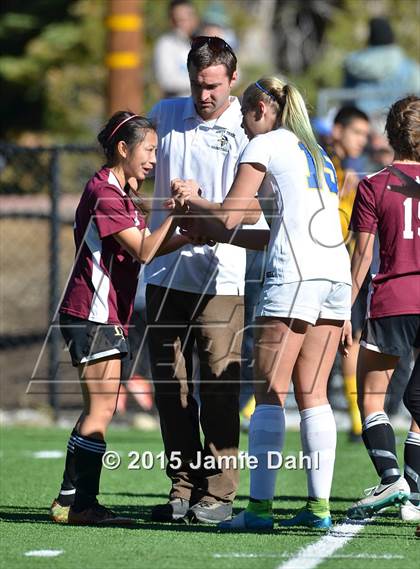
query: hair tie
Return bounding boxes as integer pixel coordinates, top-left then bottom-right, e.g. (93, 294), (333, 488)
(107, 114), (139, 143)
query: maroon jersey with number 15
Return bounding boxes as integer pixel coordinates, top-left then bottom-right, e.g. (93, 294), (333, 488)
(60, 167), (146, 333)
(350, 163), (420, 319)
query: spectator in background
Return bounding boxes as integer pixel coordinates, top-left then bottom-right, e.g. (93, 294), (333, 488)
(365, 115), (394, 172)
(200, 1), (239, 51)
(200, 22), (226, 40)
(153, 0), (199, 98)
(330, 107), (370, 233)
(327, 105), (370, 441)
(344, 17), (420, 114)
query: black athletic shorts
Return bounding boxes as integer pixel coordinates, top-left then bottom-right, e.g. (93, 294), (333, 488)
(351, 275), (370, 335)
(360, 314), (420, 357)
(59, 313), (130, 367)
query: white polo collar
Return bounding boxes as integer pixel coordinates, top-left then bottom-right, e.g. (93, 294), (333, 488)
(182, 96), (241, 128)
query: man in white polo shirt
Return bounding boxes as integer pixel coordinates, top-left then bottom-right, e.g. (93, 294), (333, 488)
(146, 36), (249, 524)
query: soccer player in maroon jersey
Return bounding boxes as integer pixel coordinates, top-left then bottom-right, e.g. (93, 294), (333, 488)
(344, 96), (420, 522)
(50, 112), (190, 525)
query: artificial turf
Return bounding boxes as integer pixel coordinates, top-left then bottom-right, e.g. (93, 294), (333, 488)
(0, 426), (418, 569)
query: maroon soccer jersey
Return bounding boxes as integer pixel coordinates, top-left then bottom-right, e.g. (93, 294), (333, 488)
(350, 163), (420, 318)
(60, 167), (146, 333)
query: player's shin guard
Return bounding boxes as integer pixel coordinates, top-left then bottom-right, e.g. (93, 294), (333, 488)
(248, 404), (285, 502)
(57, 428), (77, 506)
(404, 431), (420, 506)
(362, 412), (400, 484)
(300, 404), (336, 508)
(72, 434), (106, 512)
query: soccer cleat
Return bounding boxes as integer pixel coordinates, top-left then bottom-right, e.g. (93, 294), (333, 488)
(280, 508), (332, 529)
(400, 501), (420, 521)
(151, 498), (190, 522)
(218, 509), (273, 531)
(50, 499), (70, 524)
(347, 477), (410, 520)
(184, 501), (232, 524)
(68, 503), (135, 525)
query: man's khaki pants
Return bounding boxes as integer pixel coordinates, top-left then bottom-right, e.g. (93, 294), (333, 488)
(146, 284), (244, 504)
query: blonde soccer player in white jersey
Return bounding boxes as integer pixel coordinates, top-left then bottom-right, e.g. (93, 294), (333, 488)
(172, 77), (352, 530)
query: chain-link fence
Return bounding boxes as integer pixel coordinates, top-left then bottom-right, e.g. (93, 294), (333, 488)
(0, 143), (102, 413)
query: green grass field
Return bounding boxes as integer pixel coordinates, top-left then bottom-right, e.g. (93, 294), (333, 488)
(0, 426), (418, 569)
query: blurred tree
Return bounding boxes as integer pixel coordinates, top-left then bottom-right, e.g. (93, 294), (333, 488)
(0, 0), (106, 142)
(1, 0), (416, 142)
(0, 0), (250, 143)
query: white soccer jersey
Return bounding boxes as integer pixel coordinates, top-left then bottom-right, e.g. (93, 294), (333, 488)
(240, 128), (351, 285)
(146, 96), (249, 295)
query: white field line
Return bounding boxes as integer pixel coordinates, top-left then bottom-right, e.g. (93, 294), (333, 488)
(214, 553), (402, 560)
(25, 550), (64, 558)
(30, 450), (65, 459)
(276, 519), (372, 569)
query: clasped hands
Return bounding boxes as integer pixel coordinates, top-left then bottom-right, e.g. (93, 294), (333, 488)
(166, 179), (216, 246)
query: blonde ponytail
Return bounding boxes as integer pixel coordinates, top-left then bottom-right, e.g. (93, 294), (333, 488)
(281, 84), (326, 189)
(243, 78), (326, 189)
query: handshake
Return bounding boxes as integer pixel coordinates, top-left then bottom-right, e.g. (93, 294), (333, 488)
(166, 178), (217, 247)
(165, 178), (201, 211)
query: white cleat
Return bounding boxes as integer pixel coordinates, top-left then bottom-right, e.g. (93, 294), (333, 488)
(348, 476), (410, 519)
(400, 501), (420, 522)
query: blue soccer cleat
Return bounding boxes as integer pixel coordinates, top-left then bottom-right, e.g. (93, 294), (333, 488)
(218, 509), (274, 531)
(280, 508), (332, 528)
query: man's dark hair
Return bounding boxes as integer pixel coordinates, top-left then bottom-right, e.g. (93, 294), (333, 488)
(169, 0), (192, 15)
(334, 106), (370, 128)
(187, 37), (237, 80)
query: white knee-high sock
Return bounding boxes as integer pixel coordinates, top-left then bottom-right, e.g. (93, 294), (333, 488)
(300, 404), (336, 500)
(249, 404), (285, 500)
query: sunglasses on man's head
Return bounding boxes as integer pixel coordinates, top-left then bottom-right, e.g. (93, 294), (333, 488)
(190, 35), (236, 59)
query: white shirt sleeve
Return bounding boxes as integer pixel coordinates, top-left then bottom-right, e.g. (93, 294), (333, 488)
(239, 134), (271, 171)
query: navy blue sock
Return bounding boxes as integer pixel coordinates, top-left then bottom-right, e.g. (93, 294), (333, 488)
(57, 428), (77, 506)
